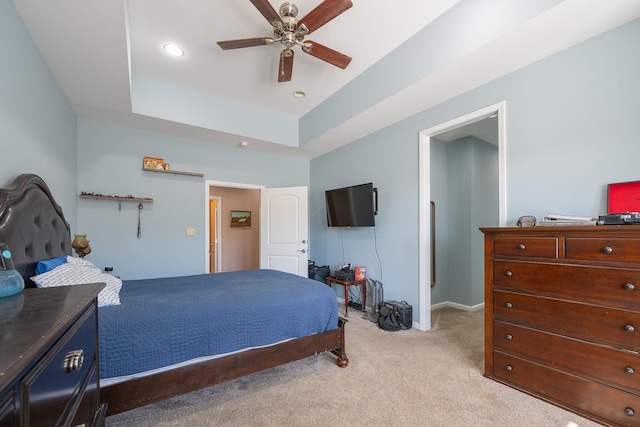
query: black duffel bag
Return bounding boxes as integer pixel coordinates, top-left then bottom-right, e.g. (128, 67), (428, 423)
(378, 303), (402, 331)
(308, 260), (330, 283)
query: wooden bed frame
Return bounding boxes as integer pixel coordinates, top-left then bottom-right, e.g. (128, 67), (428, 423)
(0, 173), (348, 415)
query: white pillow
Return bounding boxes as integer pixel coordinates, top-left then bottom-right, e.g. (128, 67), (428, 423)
(66, 255), (97, 267)
(32, 262), (122, 307)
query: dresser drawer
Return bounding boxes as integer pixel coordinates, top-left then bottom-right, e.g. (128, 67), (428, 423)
(494, 321), (640, 391)
(493, 351), (640, 427)
(566, 238), (640, 263)
(21, 304), (97, 427)
(493, 260), (640, 308)
(494, 290), (640, 350)
(493, 236), (558, 258)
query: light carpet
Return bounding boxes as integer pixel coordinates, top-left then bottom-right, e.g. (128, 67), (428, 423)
(105, 307), (602, 427)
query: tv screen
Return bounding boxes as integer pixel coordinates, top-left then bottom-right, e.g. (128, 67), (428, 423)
(325, 183), (376, 227)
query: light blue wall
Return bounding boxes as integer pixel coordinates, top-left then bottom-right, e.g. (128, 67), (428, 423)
(300, 0), (563, 144)
(76, 120), (309, 280)
(310, 19), (640, 319)
(0, 0), (77, 227)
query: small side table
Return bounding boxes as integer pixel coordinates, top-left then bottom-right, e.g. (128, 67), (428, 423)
(326, 276), (367, 317)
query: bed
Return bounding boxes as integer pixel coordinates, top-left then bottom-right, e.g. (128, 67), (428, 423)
(0, 173), (348, 415)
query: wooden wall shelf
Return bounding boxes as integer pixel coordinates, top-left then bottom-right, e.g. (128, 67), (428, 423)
(80, 194), (154, 203)
(142, 167), (203, 177)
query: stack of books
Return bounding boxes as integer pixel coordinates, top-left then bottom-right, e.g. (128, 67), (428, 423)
(537, 213), (598, 226)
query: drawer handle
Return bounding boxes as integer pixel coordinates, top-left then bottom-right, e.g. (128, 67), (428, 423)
(505, 271), (513, 277)
(625, 366), (635, 375)
(518, 244), (526, 250)
(505, 302), (513, 308)
(505, 365), (513, 372)
(624, 407), (635, 417)
(624, 283), (636, 291)
(603, 246), (613, 254)
(505, 334), (513, 340)
(624, 324), (635, 333)
(64, 349), (84, 373)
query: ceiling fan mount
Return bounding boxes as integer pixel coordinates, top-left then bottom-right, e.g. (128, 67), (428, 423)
(217, 0), (353, 82)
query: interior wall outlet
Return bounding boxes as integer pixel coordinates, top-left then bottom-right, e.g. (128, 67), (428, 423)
(186, 227), (196, 236)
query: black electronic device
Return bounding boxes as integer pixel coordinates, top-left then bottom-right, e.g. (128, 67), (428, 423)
(332, 270), (355, 281)
(599, 213), (640, 225)
(325, 183), (378, 227)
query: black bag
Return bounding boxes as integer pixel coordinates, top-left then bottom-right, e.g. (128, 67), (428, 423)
(384, 300), (412, 329)
(308, 261), (330, 283)
(377, 304), (402, 331)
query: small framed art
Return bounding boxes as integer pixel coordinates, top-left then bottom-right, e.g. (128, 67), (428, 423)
(231, 210), (251, 228)
(143, 157), (165, 170)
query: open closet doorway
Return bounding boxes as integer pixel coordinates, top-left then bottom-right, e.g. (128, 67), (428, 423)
(418, 102), (506, 331)
(203, 181), (309, 276)
(205, 181), (262, 273)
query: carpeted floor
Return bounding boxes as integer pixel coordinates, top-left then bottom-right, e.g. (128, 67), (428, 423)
(105, 307), (602, 427)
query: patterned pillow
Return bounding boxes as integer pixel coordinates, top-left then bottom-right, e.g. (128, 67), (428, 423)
(31, 262), (122, 307)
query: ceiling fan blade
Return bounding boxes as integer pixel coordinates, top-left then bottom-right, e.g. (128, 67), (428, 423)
(217, 37), (272, 50)
(250, 0), (283, 26)
(278, 50), (294, 82)
(303, 41), (351, 69)
(299, 0), (353, 34)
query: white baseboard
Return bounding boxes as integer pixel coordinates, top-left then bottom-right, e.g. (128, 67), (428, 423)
(431, 301), (484, 312)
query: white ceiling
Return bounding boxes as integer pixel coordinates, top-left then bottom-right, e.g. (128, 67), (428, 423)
(12, 0), (640, 159)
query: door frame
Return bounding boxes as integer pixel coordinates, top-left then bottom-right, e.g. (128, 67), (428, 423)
(203, 180), (264, 273)
(209, 196), (221, 273)
(418, 101), (507, 331)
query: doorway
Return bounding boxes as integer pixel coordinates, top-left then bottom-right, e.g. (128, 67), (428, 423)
(418, 101), (506, 331)
(203, 181), (310, 276)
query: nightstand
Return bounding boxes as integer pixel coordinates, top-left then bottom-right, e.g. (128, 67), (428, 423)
(0, 283), (106, 427)
(326, 276), (367, 317)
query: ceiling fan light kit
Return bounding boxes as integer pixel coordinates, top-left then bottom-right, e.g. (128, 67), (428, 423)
(217, 0), (353, 82)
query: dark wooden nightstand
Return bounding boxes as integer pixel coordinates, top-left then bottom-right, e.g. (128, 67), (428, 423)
(326, 276), (367, 317)
(0, 283), (106, 427)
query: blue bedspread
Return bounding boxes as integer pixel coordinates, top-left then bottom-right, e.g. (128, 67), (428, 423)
(98, 269), (338, 380)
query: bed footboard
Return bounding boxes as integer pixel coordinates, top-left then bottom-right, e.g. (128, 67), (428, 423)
(102, 318), (348, 415)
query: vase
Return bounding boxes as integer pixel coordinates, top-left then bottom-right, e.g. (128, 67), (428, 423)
(0, 243), (24, 298)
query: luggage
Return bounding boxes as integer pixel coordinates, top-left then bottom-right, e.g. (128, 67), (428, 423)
(381, 300), (413, 329)
(308, 260), (330, 283)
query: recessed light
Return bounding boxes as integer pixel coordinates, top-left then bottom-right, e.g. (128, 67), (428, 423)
(239, 141), (249, 147)
(293, 91), (306, 98)
(163, 44), (184, 57)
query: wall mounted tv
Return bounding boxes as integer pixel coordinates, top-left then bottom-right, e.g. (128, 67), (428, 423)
(325, 183), (378, 227)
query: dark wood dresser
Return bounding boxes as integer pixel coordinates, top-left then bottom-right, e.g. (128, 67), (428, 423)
(481, 226), (640, 427)
(0, 283), (106, 427)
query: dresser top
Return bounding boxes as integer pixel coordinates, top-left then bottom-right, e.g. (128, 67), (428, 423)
(0, 283), (104, 390)
(481, 225), (640, 235)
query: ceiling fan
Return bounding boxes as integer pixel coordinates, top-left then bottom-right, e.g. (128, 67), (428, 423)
(217, 0), (353, 82)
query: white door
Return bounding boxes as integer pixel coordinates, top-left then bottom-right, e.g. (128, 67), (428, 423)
(260, 186), (308, 276)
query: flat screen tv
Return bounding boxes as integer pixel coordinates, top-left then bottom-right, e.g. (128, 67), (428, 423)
(325, 183), (377, 227)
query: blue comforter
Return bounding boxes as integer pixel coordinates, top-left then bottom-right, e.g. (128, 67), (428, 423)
(98, 269), (338, 380)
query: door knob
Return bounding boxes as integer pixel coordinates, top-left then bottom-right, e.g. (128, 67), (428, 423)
(298, 249), (307, 253)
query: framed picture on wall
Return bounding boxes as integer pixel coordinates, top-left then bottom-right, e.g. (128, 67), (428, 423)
(231, 210), (251, 228)
(143, 156), (165, 170)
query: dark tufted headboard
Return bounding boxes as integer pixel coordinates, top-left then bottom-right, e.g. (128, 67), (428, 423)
(0, 174), (71, 287)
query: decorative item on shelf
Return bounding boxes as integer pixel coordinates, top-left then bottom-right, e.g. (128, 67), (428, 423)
(231, 210), (251, 228)
(0, 242), (25, 298)
(143, 156), (165, 170)
(72, 234), (92, 258)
